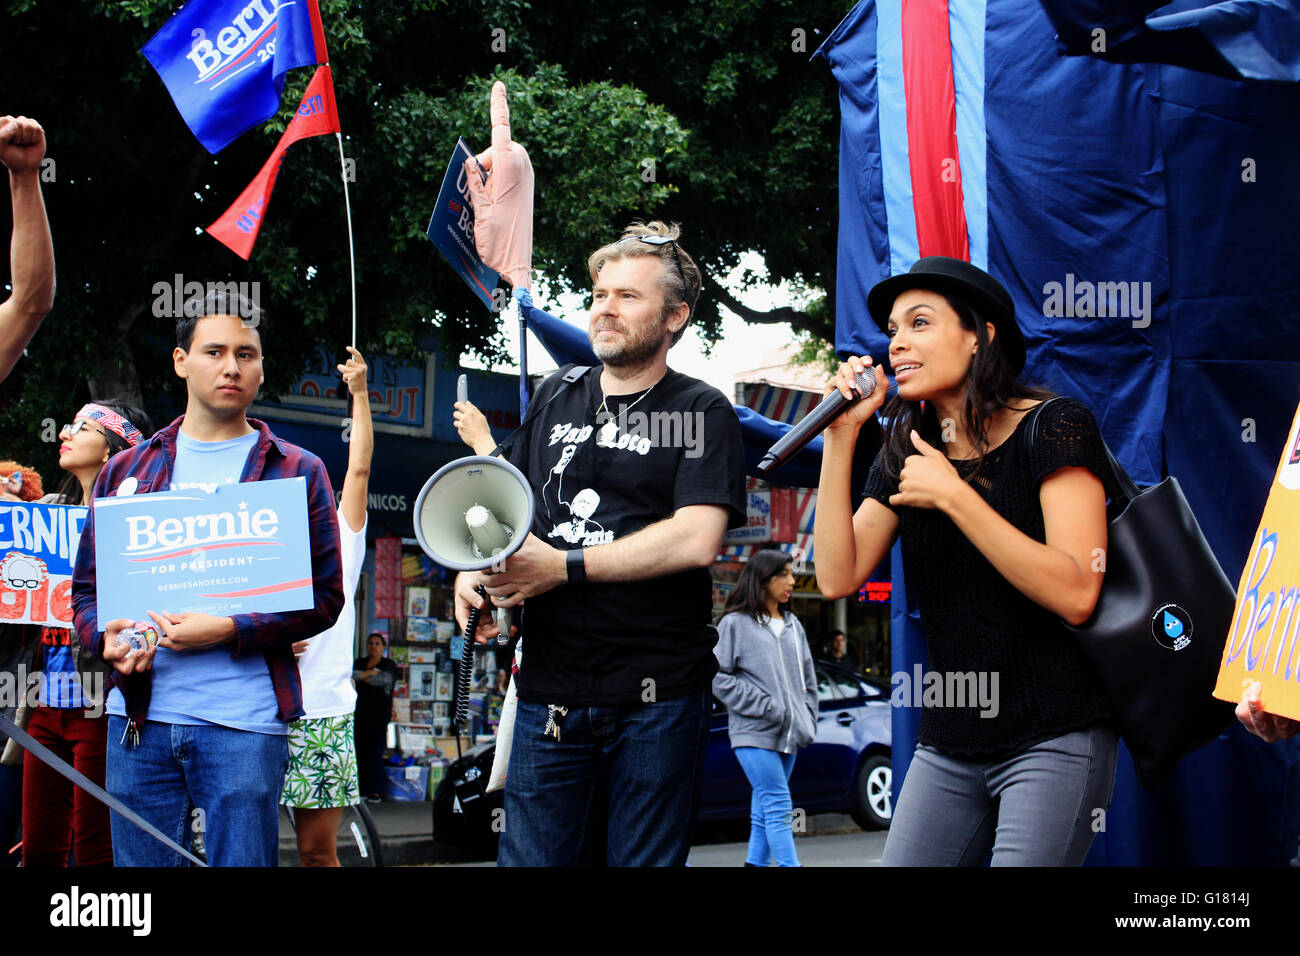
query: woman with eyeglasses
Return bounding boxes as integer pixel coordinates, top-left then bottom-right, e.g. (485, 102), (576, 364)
(9, 400), (152, 865)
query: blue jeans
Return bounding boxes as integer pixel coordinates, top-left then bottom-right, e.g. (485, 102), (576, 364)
(882, 725), (1118, 866)
(734, 747), (799, 867)
(106, 717), (288, 867)
(498, 689), (711, 867)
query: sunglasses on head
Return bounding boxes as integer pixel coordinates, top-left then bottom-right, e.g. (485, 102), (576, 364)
(625, 235), (697, 316)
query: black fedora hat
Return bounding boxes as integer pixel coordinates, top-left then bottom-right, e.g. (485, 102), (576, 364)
(866, 256), (1025, 373)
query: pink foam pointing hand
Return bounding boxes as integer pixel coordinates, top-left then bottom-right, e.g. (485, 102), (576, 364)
(464, 81), (534, 291)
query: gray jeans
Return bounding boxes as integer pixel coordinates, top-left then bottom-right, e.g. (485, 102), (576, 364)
(881, 725), (1118, 866)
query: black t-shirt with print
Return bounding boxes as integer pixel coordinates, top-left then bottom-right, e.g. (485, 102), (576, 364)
(501, 364), (746, 706)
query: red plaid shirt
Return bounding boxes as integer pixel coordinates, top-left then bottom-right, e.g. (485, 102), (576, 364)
(72, 416), (344, 726)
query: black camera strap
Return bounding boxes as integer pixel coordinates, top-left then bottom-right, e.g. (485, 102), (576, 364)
(488, 364), (591, 459)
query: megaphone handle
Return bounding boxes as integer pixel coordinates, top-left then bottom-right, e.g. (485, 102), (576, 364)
(455, 586), (486, 726)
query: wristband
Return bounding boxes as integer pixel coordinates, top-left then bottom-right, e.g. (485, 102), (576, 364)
(566, 548), (586, 586)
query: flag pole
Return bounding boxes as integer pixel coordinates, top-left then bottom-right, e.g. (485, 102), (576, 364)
(517, 292), (530, 417)
(335, 131), (357, 347)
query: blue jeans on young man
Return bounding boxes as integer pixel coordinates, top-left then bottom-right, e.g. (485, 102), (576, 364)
(734, 747), (799, 867)
(105, 716), (288, 866)
(498, 689), (711, 867)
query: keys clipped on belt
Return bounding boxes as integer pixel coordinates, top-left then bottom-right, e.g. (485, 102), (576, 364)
(543, 705), (569, 741)
(111, 624), (156, 750)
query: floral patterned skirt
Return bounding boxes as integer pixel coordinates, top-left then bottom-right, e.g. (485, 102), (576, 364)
(281, 714), (360, 809)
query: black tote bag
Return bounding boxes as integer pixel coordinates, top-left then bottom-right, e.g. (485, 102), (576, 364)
(1027, 400), (1236, 791)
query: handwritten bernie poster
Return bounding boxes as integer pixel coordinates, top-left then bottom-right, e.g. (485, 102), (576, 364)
(1215, 401), (1300, 719)
(0, 502), (89, 627)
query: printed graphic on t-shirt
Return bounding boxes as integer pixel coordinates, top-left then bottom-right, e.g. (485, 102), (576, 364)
(542, 422), (611, 547)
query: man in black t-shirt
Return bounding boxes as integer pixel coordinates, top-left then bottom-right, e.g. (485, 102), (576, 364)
(454, 222), (746, 867)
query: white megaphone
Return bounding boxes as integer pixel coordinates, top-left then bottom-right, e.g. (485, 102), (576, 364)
(412, 455), (534, 730)
(412, 455), (535, 572)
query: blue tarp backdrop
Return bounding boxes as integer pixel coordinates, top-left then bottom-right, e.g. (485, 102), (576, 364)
(817, 0), (1300, 865)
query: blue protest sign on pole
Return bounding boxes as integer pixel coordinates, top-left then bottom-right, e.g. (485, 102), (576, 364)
(92, 477), (313, 621)
(426, 138), (500, 312)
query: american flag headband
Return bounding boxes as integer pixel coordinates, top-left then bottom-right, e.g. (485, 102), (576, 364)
(75, 404), (144, 447)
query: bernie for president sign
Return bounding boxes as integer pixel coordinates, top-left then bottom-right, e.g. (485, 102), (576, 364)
(93, 477), (313, 621)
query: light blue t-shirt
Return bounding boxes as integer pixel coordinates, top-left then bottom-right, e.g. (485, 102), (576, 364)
(107, 429), (286, 734)
(169, 429), (257, 493)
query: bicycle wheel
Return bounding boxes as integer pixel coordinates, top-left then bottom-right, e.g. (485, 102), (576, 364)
(339, 802), (383, 867)
(283, 803), (383, 867)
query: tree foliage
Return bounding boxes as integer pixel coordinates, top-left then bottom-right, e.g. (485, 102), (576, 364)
(0, 0), (852, 477)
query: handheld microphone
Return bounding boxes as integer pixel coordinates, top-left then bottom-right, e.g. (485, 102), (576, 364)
(756, 367), (881, 474)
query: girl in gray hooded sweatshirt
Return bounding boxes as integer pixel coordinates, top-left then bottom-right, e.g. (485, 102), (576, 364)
(713, 549), (818, 867)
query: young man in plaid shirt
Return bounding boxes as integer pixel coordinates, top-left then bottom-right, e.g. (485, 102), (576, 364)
(72, 291), (344, 866)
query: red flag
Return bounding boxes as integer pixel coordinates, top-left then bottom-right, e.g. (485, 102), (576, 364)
(206, 64), (340, 259)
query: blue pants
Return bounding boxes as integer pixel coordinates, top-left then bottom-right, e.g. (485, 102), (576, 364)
(498, 689), (710, 867)
(106, 717), (288, 867)
(881, 725), (1117, 866)
(734, 747), (800, 867)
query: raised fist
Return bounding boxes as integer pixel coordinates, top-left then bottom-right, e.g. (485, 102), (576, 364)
(0, 116), (47, 175)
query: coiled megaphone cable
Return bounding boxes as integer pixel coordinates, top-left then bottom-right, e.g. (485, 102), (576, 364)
(456, 587), (486, 728)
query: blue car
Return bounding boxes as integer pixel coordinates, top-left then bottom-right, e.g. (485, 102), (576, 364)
(431, 660), (892, 861)
(699, 659), (892, 830)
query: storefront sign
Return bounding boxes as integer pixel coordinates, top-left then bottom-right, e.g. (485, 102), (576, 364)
(276, 348), (430, 432)
(859, 581), (892, 603)
(725, 491), (772, 545)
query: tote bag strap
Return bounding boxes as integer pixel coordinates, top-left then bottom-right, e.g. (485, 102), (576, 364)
(1023, 397), (1140, 505)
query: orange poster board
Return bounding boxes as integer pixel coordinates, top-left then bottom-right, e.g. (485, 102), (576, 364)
(1214, 401), (1300, 719)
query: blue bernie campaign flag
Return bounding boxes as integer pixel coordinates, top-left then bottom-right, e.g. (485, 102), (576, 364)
(141, 0), (330, 153)
(92, 477), (313, 621)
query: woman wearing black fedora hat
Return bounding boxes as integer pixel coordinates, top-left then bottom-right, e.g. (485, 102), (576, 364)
(814, 256), (1117, 866)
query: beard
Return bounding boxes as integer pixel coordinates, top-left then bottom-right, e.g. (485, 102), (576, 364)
(589, 315), (670, 369)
